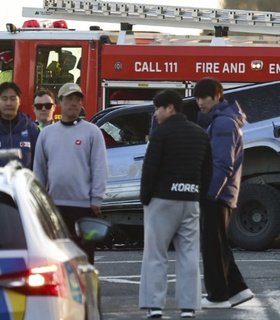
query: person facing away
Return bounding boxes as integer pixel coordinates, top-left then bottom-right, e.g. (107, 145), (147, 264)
(139, 89), (213, 319)
(0, 82), (40, 169)
(33, 89), (56, 130)
(33, 82), (108, 264)
(0, 51), (13, 84)
(194, 77), (254, 309)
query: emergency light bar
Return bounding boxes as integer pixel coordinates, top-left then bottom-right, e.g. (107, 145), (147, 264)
(22, 19), (68, 29)
(6, 19), (68, 33)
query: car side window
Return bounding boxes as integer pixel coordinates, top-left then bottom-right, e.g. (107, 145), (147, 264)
(0, 192), (27, 250)
(100, 111), (152, 146)
(28, 180), (70, 240)
(225, 83), (280, 123)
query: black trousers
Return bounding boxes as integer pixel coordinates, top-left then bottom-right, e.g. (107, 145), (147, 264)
(57, 206), (96, 264)
(201, 199), (248, 301)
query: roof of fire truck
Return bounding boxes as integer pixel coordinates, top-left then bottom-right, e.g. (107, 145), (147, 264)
(3, 1), (280, 46)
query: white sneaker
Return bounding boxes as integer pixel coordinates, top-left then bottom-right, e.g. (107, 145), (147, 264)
(201, 297), (231, 308)
(147, 308), (162, 318)
(181, 309), (195, 318)
(229, 289), (254, 307)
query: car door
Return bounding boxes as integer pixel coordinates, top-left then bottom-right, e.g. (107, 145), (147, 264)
(0, 191), (29, 320)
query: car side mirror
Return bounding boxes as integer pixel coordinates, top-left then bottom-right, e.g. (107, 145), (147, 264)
(75, 217), (113, 243)
(272, 121), (280, 138)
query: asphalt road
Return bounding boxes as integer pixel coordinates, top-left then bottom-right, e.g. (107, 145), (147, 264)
(95, 248), (280, 320)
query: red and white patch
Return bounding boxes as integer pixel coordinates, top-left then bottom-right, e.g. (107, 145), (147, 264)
(75, 140), (82, 145)
(19, 141), (31, 148)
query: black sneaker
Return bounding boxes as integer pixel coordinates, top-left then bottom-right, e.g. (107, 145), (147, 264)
(147, 308), (162, 318)
(181, 309), (195, 318)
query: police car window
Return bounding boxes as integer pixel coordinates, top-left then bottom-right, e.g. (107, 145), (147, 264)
(29, 180), (70, 240)
(225, 83), (280, 123)
(0, 192), (27, 250)
(100, 111), (151, 146)
(35, 46), (82, 97)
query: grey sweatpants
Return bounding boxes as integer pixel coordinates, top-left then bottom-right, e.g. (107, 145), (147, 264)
(139, 198), (201, 310)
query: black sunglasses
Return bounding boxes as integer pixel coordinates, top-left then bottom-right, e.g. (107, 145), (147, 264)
(34, 103), (54, 110)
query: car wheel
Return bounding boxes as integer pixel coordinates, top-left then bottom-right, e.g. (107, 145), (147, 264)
(228, 183), (280, 251)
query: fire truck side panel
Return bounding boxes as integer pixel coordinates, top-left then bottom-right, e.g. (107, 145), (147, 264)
(85, 40), (102, 114)
(13, 40), (35, 115)
(1, 38), (101, 119)
(101, 45), (280, 82)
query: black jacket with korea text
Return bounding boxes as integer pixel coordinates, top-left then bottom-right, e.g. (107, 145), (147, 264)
(140, 113), (212, 206)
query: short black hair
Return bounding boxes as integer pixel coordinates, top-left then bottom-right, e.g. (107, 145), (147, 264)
(33, 89), (56, 103)
(153, 89), (183, 112)
(193, 77), (224, 102)
(0, 82), (22, 97)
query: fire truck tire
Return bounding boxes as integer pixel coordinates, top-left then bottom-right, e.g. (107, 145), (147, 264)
(228, 183), (280, 251)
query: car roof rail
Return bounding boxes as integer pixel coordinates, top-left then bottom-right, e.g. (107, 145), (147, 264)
(0, 148), (22, 160)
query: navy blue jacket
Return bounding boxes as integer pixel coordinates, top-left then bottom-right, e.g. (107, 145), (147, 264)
(0, 112), (40, 169)
(197, 100), (246, 208)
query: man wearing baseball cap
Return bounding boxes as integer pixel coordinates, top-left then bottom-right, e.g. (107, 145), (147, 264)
(34, 82), (108, 264)
(58, 82), (84, 99)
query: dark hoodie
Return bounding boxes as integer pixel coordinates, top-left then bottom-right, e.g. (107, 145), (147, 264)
(197, 99), (247, 208)
(0, 112), (40, 169)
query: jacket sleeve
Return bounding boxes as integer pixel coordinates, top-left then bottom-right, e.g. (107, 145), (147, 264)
(33, 132), (48, 188)
(140, 131), (164, 206)
(29, 122), (40, 170)
(89, 126), (108, 207)
(207, 117), (237, 201)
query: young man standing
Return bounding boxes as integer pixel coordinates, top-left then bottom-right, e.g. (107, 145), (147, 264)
(33, 82), (108, 263)
(139, 89), (212, 318)
(0, 81), (40, 169)
(194, 77), (254, 308)
(33, 89), (56, 129)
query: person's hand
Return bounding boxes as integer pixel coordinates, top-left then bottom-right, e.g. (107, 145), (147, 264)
(91, 205), (101, 216)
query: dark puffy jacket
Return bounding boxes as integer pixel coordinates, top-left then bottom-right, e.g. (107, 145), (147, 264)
(0, 112), (40, 169)
(197, 99), (247, 208)
(140, 113), (213, 206)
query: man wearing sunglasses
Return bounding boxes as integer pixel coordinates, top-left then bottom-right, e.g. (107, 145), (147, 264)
(33, 89), (56, 130)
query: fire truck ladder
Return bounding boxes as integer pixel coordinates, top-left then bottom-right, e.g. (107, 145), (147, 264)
(22, 0), (280, 36)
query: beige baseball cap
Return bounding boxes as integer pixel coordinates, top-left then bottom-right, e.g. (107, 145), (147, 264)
(58, 83), (84, 98)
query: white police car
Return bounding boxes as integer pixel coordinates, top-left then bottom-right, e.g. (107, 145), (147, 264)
(0, 149), (111, 320)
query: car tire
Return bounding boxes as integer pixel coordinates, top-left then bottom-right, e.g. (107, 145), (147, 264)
(228, 183), (280, 251)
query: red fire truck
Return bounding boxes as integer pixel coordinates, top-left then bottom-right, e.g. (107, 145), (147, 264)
(1, 1), (280, 119)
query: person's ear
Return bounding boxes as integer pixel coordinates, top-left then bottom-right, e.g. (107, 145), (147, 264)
(215, 93), (221, 101)
(168, 104), (175, 113)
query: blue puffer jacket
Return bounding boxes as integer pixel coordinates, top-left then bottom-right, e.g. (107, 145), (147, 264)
(0, 112), (40, 169)
(197, 99), (247, 209)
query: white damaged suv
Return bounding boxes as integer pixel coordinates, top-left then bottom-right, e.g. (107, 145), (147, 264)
(91, 81), (280, 251)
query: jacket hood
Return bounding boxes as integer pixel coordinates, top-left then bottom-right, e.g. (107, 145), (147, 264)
(197, 99), (247, 129)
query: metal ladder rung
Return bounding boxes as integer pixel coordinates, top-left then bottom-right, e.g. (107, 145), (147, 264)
(24, 0), (280, 35)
